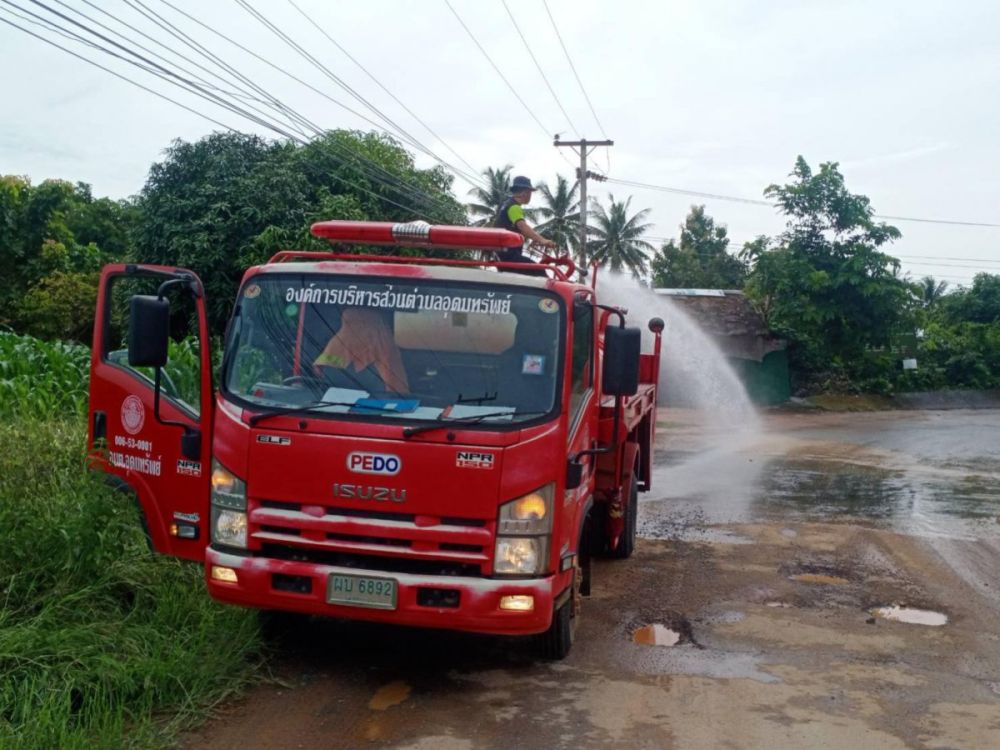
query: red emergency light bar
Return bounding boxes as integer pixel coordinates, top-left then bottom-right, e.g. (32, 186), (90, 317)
(310, 220), (523, 250)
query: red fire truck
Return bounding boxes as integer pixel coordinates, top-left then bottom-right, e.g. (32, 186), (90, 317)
(88, 221), (663, 658)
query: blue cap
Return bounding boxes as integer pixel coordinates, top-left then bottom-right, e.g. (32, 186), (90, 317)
(510, 175), (536, 192)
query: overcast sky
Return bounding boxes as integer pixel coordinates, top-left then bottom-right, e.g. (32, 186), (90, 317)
(2, 0), (998, 285)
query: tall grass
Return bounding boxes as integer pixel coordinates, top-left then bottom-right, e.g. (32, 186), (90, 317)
(0, 335), (263, 748)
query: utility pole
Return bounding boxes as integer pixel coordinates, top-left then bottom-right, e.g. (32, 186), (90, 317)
(554, 137), (613, 257)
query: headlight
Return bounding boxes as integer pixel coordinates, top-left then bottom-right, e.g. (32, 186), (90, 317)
(211, 459), (247, 548)
(211, 507), (248, 548)
(494, 484), (554, 576)
(211, 459), (246, 510)
(498, 483), (554, 535)
(494, 537), (548, 576)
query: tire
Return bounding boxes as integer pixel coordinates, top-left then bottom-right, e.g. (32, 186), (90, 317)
(537, 524), (586, 660)
(537, 596), (574, 660)
(610, 478), (638, 560)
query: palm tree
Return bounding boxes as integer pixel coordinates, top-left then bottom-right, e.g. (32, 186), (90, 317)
(586, 195), (655, 277)
(535, 175), (581, 260)
(467, 166), (512, 226)
(918, 275), (948, 308)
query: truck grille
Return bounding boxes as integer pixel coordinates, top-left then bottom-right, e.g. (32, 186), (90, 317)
(250, 500), (492, 576)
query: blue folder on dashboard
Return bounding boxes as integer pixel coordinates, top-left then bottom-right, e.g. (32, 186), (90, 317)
(351, 398), (420, 414)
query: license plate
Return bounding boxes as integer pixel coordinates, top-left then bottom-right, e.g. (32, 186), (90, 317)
(326, 573), (397, 610)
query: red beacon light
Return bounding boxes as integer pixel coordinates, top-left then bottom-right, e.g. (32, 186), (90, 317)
(309, 220), (523, 250)
(267, 220), (578, 280)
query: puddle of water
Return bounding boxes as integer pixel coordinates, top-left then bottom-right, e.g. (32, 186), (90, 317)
(790, 573), (850, 586)
(368, 680), (411, 710)
(633, 624), (681, 647)
(872, 605), (948, 627)
(765, 601), (792, 608)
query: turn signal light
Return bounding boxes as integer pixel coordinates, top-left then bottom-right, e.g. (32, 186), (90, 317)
(211, 566), (238, 583)
(499, 595), (535, 612)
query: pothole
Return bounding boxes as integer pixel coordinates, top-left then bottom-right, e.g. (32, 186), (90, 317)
(633, 623), (681, 647)
(871, 605), (948, 627)
(790, 573), (850, 586)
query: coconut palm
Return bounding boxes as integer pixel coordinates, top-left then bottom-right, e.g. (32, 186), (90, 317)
(466, 166), (513, 227)
(467, 165), (545, 227)
(918, 275), (949, 308)
(586, 195), (655, 277)
(535, 175), (582, 260)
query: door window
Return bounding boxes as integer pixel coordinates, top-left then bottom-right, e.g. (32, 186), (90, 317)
(103, 275), (202, 417)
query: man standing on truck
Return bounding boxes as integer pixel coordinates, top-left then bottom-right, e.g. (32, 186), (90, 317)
(493, 175), (557, 265)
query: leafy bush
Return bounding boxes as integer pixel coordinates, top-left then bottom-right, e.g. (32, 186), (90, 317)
(15, 271), (100, 343)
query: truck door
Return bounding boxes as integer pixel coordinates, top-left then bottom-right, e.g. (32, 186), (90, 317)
(88, 264), (213, 560)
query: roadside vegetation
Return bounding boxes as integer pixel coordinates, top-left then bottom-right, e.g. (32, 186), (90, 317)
(0, 334), (261, 749)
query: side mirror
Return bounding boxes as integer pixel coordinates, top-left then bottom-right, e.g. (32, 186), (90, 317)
(128, 295), (170, 368)
(566, 458), (584, 491)
(603, 326), (641, 396)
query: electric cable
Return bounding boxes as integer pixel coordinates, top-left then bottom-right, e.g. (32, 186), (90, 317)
(541, 0), (610, 172)
(1, 9), (454, 222)
(284, 0), (482, 179)
(609, 177), (1000, 228)
(235, 0), (486, 190)
(151, 0), (476, 215)
(501, 0), (579, 138)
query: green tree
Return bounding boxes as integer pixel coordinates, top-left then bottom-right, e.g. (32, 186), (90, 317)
(742, 157), (911, 384)
(586, 195), (654, 277)
(649, 205), (747, 288)
(467, 165), (513, 226)
(0, 175), (136, 339)
(916, 275), (949, 308)
(937, 273), (1000, 324)
(535, 175), (581, 260)
(135, 130), (465, 332)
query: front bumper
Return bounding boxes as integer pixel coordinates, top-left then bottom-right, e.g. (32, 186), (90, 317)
(205, 547), (562, 635)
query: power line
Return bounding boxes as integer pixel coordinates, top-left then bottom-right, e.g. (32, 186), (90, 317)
(443, 0), (551, 140)
(125, 0), (322, 137)
(12, 0), (307, 142)
(1, 8), (453, 222)
(52, 0), (314, 138)
(541, 0), (609, 172)
(284, 0), (482, 179)
(235, 0), (485, 189)
(151, 0), (472, 215)
(501, 0), (578, 137)
(0, 9), (237, 130)
(608, 176), (1000, 228)
(135, 0), (467, 219)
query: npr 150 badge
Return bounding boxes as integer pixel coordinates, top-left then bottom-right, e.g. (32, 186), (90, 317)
(347, 451), (401, 475)
(456, 451), (495, 469)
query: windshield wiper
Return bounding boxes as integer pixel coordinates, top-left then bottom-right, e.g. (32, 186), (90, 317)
(248, 400), (395, 427)
(402, 410), (548, 438)
(456, 391), (497, 405)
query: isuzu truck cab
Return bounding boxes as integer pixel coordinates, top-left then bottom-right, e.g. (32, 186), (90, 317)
(88, 220), (662, 658)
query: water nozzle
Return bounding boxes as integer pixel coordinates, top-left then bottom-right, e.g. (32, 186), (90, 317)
(648, 317), (665, 334)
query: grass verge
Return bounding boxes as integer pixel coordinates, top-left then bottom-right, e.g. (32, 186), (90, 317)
(0, 418), (263, 749)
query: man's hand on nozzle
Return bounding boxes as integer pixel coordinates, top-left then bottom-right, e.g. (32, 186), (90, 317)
(535, 238), (557, 249)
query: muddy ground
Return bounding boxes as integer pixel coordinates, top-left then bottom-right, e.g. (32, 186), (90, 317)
(186, 409), (1000, 749)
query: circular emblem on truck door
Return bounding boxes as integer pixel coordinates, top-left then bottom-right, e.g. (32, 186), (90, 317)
(121, 395), (145, 435)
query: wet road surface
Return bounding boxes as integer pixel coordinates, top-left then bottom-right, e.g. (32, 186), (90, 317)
(187, 409), (1000, 749)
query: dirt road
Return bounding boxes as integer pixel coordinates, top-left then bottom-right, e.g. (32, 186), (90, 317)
(186, 409), (1000, 749)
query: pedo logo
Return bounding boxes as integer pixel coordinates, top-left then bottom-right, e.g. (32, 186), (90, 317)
(121, 395), (145, 435)
(347, 451), (401, 476)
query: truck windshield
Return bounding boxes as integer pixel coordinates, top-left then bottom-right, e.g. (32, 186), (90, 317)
(223, 274), (563, 426)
